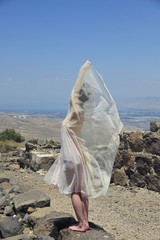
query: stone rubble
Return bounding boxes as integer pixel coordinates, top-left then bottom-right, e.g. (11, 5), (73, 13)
(0, 120), (160, 239)
(1, 121), (159, 193)
(112, 120), (160, 192)
(0, 162), (113, 239)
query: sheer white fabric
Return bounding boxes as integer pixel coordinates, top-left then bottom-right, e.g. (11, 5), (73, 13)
(44, 61), (123, 198)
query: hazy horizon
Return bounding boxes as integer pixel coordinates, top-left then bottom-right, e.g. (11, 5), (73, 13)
(0, 96), (160, 113)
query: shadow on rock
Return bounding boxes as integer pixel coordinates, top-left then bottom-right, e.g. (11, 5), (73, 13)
(33, 215), (115, 240)
(60, 220), (115, 240)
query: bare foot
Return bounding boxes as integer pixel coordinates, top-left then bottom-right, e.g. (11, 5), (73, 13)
(69, 224), (90, 232)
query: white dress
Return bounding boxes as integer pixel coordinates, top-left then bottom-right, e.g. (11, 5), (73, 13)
(44, 61), (123, 198)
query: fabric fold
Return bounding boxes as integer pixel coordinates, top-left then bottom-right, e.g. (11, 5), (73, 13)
(44, 60), (123, 198)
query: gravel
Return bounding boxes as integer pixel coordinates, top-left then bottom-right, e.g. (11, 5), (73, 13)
(5, 169), (160, 240)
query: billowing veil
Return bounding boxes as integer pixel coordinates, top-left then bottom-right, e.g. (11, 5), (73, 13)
(44, 61), (123, 198)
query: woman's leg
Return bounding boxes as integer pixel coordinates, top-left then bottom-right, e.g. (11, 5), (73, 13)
(69, 192), (89, 232)
(82, 196), (89, 222)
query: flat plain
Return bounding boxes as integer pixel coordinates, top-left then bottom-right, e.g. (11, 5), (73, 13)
(0, 112), (62, 141)
(0, 111), (143, 143)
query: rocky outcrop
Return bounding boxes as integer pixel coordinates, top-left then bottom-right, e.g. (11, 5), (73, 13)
(32, 212), (114, 240)
(17, 139), (60, 172)
(112, 120), (160, 192)
(60, 224), (115, 240)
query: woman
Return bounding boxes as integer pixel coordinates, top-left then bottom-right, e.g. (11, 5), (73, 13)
(44, 60), (123, 232)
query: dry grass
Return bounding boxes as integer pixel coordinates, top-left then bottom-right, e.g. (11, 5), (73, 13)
(0, 140), (25, 148)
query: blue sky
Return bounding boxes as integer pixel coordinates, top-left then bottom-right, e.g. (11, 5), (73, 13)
(0, 0), (160, 110)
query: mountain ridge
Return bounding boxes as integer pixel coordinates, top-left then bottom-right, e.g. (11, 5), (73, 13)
(116, 96), (160, 110)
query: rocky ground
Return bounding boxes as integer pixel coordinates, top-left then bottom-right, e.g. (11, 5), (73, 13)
(4, 168), (160, 240)
(0, 114), (160, 239)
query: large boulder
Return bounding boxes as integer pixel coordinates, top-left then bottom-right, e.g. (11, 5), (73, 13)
(13, 190), (50, 215)
(61, 222), (115, 240)
(32, 211), (115, 240)
(33, 212), (75, 239)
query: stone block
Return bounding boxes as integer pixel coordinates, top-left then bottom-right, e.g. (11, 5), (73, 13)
(28, 207), (53, 225)
(29, 209), (73, 227)
(13, 190), (50, 215)
(30, 151), (58, 171)
(0, 216), (23, 238)
(25, 142), (37, 151)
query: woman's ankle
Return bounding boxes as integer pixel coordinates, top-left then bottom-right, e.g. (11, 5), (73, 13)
(79, 221), (89, 227)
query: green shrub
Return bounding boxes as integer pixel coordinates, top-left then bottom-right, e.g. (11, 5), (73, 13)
(0, 128), (25, 143)
(0, 144), (17, 153)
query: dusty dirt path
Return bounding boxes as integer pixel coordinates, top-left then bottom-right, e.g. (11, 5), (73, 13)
(5, 168), (160, 240)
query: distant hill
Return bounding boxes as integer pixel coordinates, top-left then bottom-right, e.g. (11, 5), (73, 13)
(117, 97), (160, 110)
